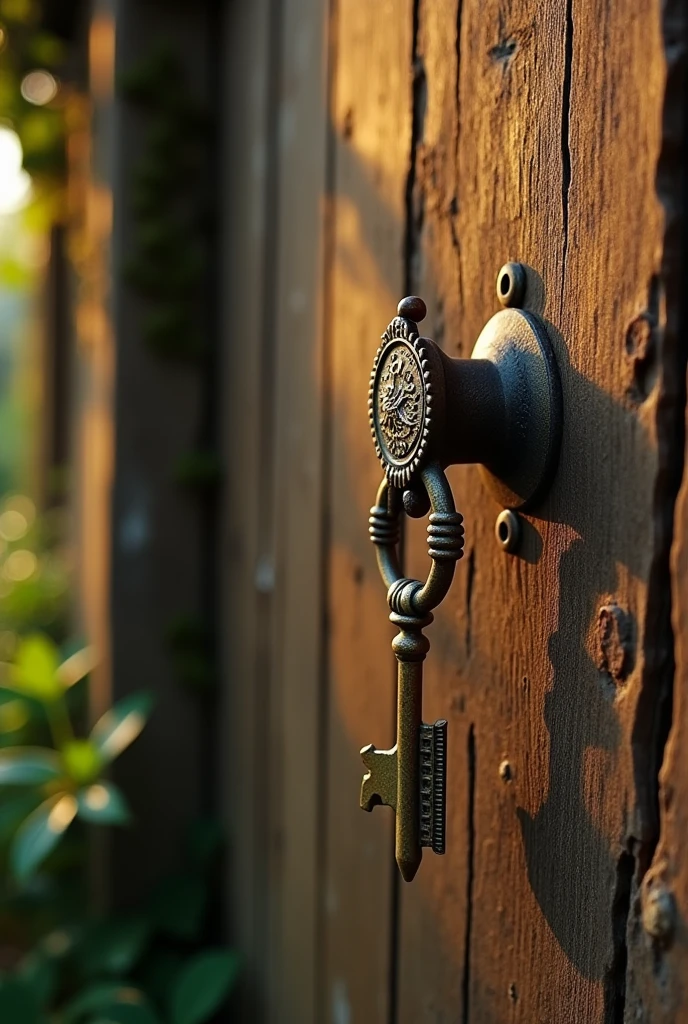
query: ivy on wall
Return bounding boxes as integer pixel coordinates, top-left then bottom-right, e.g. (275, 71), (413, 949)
(117, 45), (208, 362)
(118, 45), (219, 694)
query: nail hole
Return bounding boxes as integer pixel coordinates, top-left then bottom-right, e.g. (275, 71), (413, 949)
(495, 509), (522, 553)
(500, 272), (510, 295)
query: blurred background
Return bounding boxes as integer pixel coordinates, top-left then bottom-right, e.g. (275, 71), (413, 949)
(0, 1), (238, 1020)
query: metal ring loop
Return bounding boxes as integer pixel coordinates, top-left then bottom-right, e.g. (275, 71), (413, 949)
(368, 464), (464, 617)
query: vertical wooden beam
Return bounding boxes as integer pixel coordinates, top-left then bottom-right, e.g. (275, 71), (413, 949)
(218, 0), (275, 1016)
(267, 0), (331, 1019)
(108, 0), (210, 903)
(625, 0), (688, 1016)
(321, 3), (413, 1021)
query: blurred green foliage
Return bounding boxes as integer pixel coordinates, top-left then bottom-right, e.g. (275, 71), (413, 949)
(0, 503), (237, 1020)
(0, 633), (239, 1022)
(0, 0), (68, 184)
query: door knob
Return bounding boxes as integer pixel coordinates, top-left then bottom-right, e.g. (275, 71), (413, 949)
(360, 263), (563, 880)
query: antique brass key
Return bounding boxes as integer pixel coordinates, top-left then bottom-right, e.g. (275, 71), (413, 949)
(361, 470), (461, 882)
(361, 272), (563, 880)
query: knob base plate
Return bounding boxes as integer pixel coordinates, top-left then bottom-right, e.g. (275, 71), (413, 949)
(471, 307), (563, 510)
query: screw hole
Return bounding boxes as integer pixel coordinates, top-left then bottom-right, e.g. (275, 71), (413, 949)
(496, 262), (526, 307)
(495, 510), (521, 553)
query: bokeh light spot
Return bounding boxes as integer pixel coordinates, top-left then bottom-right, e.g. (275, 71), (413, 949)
(47, 794), (77, 834)
(4, 549), (37, 581)
(84, 784), (109, 811)
(0, 127), (31, 214)
(20, 69), (58, 106)
(0, 509), (28, 541)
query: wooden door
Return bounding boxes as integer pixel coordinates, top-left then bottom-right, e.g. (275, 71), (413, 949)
(220, 0), (688, 1021)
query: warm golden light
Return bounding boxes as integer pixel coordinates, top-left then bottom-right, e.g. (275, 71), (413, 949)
(4, 495), (35, 525)
(0, 128), (31, 214)
(0, 699), (29, 732)
(58, 645), (98, 688)
(83, 784), (109, 811)
(20, 70), (58, 106)
(99, 713), (145, 760)
(3, 549), (37, 581)
(0, 509), (28, 541)
(47, 794), (78, 834)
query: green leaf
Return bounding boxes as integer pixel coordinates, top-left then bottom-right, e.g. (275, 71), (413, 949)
(57, 645), (98, 688)
(138, 949), (184, 1011)
(149, 874), (206, 940)
(8, 634), (61, 701)
(0, 696), (31, 732)
(0, 977), (43, 1024)
(0, 791), (43, 840)
(92, 1002), (161, 1024)
(76, 918), (151, 979)
(0, 0), (36, 24)
(10, 792), (77, 880)
(90, 692), (154, 763)
(0, 747), (62, 785)
(77, 782), (131, 825)
(61, 983), (147, 1023)
(62, 739), (103, 785)
(18, 950), (58, 1008)
(169, 949), (240, 1024)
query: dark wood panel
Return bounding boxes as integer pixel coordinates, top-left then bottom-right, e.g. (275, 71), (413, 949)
(219, 0), (274, 1016)
(109, 0), (210, 906)
(397, 0), (685, 1019)
(321, 3), (413, 1021)
(267, 0), (330, 1017)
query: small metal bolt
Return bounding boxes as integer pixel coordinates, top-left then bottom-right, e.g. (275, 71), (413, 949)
(496, 262), (527, 308)
(403, 485), (431, 519)
(499, 760), (512, 782)
(397, 295), (427, 323)
(642, 883), (676, 943)
(495, 509), (521, 553)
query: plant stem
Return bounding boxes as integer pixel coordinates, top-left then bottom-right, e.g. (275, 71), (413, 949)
(46, 695), (74, 749)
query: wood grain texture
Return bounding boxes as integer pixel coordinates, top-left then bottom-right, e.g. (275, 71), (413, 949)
(221, 1), (330, 1018)
(219, 0), (274, 1017)
(109, 0), (210, 905)
(321, 3), (413, 1021)
(267, 0), (330, 1018)
(625, 0), (688, 1016)
(219, 0), (686, 1018)
(396, 0), (684, 1020)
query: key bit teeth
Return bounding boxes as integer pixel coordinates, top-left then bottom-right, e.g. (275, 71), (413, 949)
(359, 743), (397, 812)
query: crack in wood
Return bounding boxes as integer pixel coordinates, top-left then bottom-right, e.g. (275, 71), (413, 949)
(465, 548), (475, 659)
(559, 0), (573, 317)
(461, 724), (476, 1024)
(625, 0), (688, 1008)
(606, 848), (635, 1022)
(404, 0), (426, 298)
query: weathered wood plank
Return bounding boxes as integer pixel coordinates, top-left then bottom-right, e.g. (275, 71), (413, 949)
(266, 0), (330, 1018)
(219, 0), (274, 1016)
(399, 0), (568, 1018)
(397, 0), (682, 1019)
(395, 4), (471, 1019)
(321, 4), (413, 1020)
(109, 0), (210, 905)
(625, 0), (688, 1015)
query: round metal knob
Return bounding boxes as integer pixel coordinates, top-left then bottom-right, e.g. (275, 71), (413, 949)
(369, 281), (563, 510)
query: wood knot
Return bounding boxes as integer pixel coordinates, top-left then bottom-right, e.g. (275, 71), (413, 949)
(596, 602), (634, 685)
(625, 311), (657, 401)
